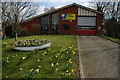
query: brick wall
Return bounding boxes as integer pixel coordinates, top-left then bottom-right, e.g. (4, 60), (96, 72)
(21, 18), (40, 35)
(58, 6), (78, 34)
(21, 5), (103, 35)
(96, 13), (103, 35)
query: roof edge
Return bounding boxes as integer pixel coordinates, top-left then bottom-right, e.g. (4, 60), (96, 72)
(22, 3), (104, 23)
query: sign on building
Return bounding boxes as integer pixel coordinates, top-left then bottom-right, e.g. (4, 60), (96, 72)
(61, 14), (75, 20)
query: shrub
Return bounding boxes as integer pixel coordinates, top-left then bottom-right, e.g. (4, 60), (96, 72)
(5, 25), (15, 38)
(18, 27), (27, 37)
(104, 17), (120, 39)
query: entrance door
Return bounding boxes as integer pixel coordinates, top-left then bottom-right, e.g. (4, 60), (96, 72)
(77, 17), (96, 35)
(40, 16), (49, 34)
(51, 13), (58, 34)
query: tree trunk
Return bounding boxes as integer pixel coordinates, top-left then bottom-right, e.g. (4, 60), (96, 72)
(15, 32), (18, 42)
(2, 30), (5, 40)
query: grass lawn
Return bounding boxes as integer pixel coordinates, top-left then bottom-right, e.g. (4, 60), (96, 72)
(101, 35), (120, 43)
(2, 35), (79, 78)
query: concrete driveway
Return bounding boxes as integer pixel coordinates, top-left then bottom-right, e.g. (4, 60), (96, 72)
(77, 36), (118, 78)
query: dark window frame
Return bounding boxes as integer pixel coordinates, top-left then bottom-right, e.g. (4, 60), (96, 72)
(62, 24), (70, 30)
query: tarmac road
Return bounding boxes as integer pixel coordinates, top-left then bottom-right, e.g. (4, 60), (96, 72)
(77, 36), (118, 78)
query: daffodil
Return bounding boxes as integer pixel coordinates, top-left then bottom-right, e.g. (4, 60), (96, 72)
(29, 68), (33, 72)
(71, 69), (74, 72)
(39, 66), (42, 68)
(36, 69), (40, 73)
(6, 60), (9, 63)
(68, 73), (71, 76)
(56, 69), (58, 71)
(51, 63), (54, 67)
(22, 56), (27, 60)
(68, 59), (72, 63)
(55, 55), (58, 58)
(56, 63), (59, 65)
(72, 51), (76, 55)
(7, 57), (9, 60)
(69, 61), (72, 64)
(65, 70), (69, 73)
(19, 68), (23, 71)
(69, 46), (72, 49)
(38, 59), (40, 62)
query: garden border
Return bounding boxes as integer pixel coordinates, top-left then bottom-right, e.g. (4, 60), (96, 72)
(99, 36), (120, 44)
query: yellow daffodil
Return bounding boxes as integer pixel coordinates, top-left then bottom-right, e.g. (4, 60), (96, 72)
(72, 51), (76, 55)
(55, 55), (58, 58)
(68, 73), (71, 76)
(71, 69), (74, 72)
(70, 61), (72, 64)
(65, 70), (69, 73)
(29, 68), (33, 72)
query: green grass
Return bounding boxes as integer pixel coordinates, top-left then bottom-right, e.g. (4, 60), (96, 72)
(2, 35), (79, 78)
(101, 35), (120, 43)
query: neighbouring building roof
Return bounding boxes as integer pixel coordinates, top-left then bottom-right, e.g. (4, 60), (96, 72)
(23, 3), (104, 23)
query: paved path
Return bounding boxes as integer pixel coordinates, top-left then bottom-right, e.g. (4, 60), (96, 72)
(77, 36), (118, 78)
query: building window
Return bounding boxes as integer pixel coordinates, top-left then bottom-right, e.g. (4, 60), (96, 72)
(62, 24), (70, 30)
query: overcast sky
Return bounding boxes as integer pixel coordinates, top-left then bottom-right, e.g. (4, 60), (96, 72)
(36, 1), (91, 15)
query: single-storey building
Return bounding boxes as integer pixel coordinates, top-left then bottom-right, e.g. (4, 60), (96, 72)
(21, 3), (103, 35)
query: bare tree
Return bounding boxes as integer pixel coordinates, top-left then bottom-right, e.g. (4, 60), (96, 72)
(2, 2), (38, 41)
(1, 2), (11, 39)
(89, 1), (110, 13)
(105, 1), (120, 20)
(44, 6), (55, 12)
(89, 1), (120, 20)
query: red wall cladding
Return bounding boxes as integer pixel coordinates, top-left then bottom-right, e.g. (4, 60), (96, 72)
(21, 18), (40, 35)
(58, 6), (78, 34)
(77, 30), (96, 35)
(96, 13), (103, 35)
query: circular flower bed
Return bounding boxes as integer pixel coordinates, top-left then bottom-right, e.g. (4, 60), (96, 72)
(13, 39), (51, 51)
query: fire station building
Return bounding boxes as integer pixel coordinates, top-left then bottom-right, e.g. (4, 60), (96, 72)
(21, 3), (103, 35)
